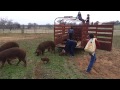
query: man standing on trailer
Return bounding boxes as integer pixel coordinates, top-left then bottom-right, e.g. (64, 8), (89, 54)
(86, 14), (90, 24)
(68, 26), (74, 40)
(76, 11), (85, 23)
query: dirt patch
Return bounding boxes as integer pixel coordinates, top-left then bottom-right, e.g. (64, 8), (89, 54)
(76, 48), (120, 79)
(33, 61), (53, 79)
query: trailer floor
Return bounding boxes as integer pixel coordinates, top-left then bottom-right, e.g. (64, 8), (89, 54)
(56, 41), (82, 49)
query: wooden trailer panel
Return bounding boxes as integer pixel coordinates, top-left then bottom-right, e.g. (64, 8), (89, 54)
(82, 24), (114, 51)
(54, 20), (114, 51)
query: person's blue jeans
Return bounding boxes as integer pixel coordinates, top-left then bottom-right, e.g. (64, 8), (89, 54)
(69, 33), (73, 40)
(65, 40), (77, 56)
(70, 46), (74, 56)
(86, 53), (96, 72)
(69, 41), (77, 56)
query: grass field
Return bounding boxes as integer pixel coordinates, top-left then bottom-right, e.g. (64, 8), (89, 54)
(0, 33), (89, 79)
(0, 28), (119, 79)
(114, 25), (120, 30)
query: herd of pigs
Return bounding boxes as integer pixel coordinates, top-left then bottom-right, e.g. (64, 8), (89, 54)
(0, 41), (56, 69)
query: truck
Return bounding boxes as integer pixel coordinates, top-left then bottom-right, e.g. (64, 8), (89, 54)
(54, 16), (114, 51)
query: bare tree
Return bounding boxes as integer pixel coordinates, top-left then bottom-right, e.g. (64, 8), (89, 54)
(12, 22), (20, 29)
(0, 18), (7, 31)
(28, 23), (33, 29)
(34, 23), (38, 29)
(6, 20), (13, 31)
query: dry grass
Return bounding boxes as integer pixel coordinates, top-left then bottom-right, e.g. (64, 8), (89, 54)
(0, 29), (54, 34)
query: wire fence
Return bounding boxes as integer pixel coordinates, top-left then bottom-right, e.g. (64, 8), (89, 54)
(0, 25), (119, 34)
(0, 28), (54, 34)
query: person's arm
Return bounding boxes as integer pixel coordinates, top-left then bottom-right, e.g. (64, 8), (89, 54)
(95, 39), (100, 48)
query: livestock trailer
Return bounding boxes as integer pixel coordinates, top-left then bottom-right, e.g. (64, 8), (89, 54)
(54, 17), (114, 51)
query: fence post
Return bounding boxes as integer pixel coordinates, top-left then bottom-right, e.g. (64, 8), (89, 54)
(21, 24), (24, 34)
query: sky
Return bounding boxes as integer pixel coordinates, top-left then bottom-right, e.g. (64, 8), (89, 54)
(0, 11), (120, 25)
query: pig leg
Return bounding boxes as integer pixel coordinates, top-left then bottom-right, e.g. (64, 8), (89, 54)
(7, 59), (12, 65)
(0, 60), (6, 69)
(16, 59), (21, 66)
(22, 59), (27, 67)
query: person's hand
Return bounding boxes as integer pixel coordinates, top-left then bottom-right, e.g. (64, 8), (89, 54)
(62, 49), (66, 53)
(89, 53), (93, 56)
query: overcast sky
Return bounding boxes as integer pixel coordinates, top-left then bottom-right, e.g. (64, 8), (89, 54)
(0, 11), (120, 25)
